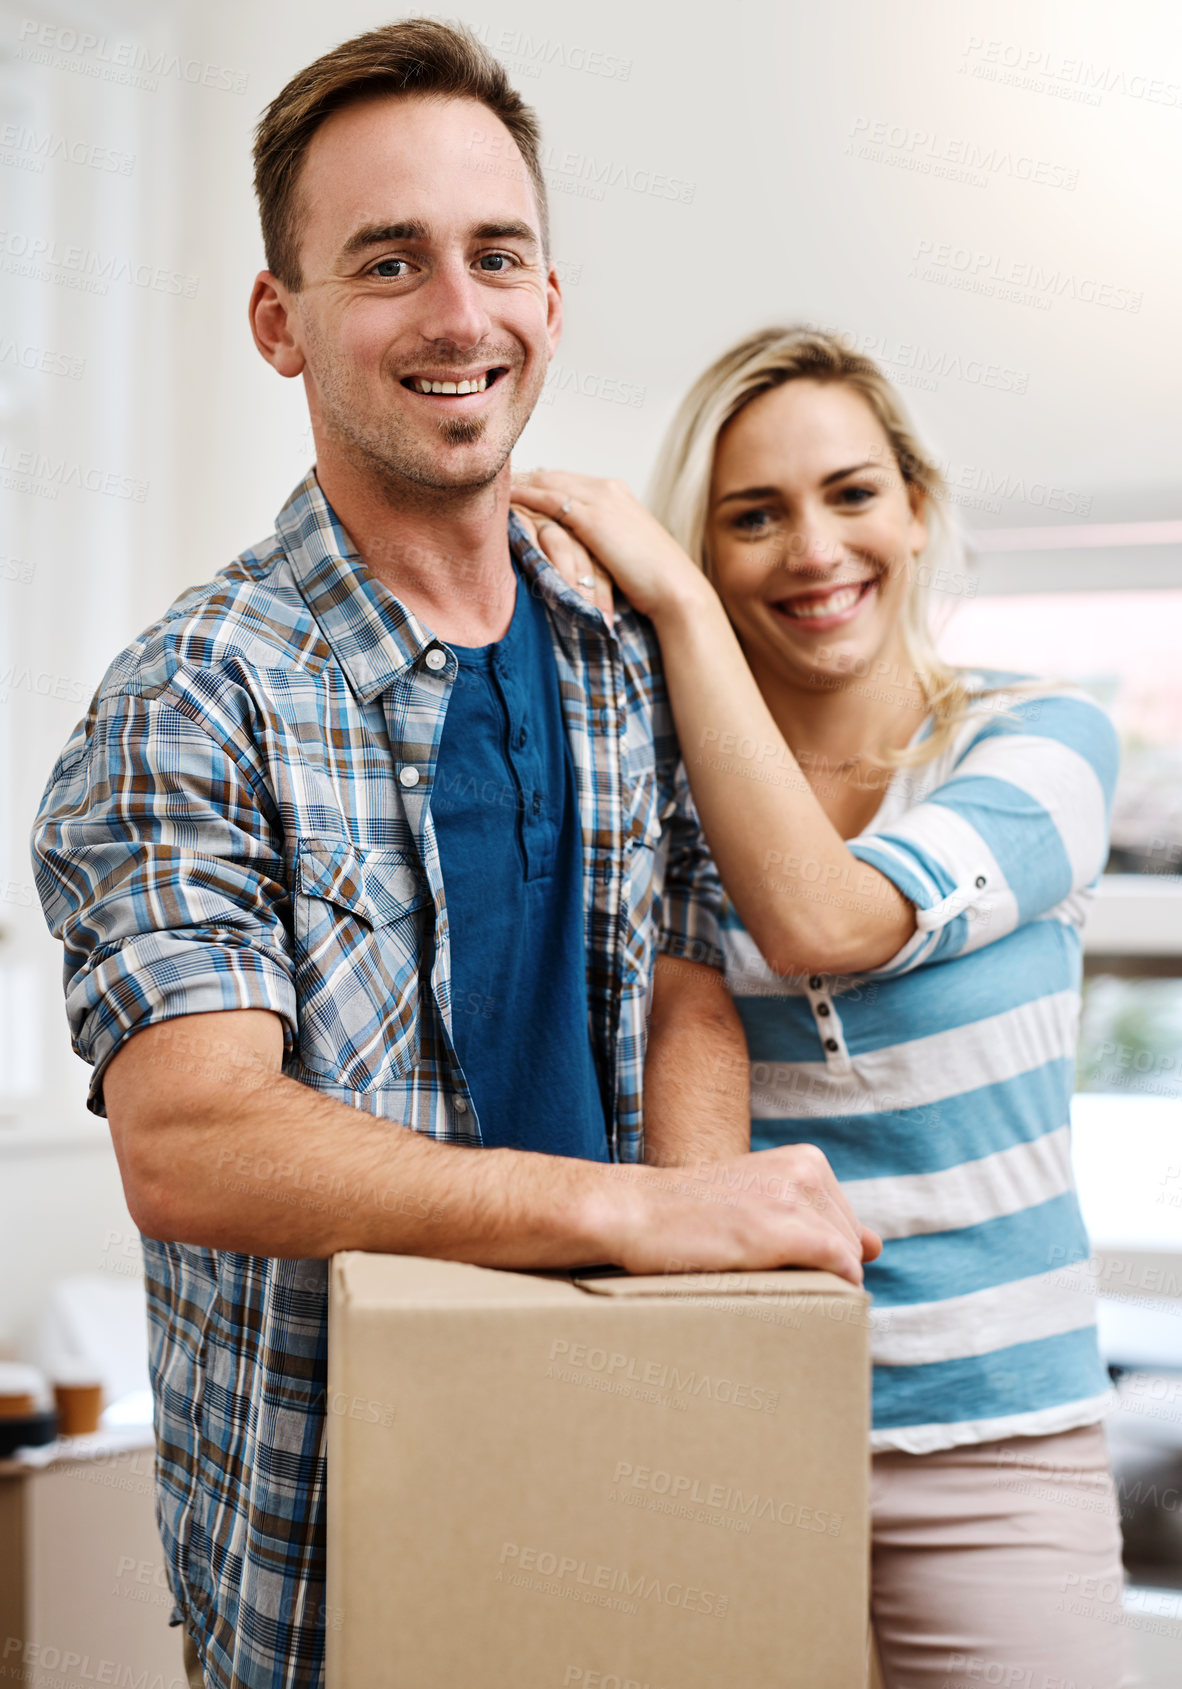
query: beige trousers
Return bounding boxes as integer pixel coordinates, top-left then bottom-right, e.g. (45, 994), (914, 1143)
(870, 1421), (1132, 1689)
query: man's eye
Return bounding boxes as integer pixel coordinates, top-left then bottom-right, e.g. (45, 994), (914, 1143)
(477, 252), (515, 272)
(371, 258), (411, 279)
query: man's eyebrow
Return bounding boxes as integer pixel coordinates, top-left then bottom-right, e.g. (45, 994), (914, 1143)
(339, 220), (430, 259)
(472, 220), (538, 248)
(338, 219), (539, 260)
(715, 463), (887, 506)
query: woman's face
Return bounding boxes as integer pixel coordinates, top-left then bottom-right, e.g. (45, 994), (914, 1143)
(706, 379), (927, 695)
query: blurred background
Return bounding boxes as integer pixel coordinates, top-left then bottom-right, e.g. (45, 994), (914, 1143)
(1, 0), (1180, 1681)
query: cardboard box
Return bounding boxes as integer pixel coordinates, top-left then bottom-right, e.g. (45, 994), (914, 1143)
(328, 1253), (871, 1688)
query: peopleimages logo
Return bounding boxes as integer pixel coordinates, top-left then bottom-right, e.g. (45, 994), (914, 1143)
(957, 35), (1182, 110)
(564, 1670), (668, 1689)
(0, 444), (149, 503)
(0, 230), (199, 298)
(847, 117), (1078, 192)
(545, 1338), (779, 1413)
(466, 20), (633, 81)
(541, 364), (646, 409)
(0, 664), (85, 706)
(804, 322), (1030, 397)
(910, 239), (1142, 314)
(466, 128), (695, 205)
(0, 122), (136, 176)
(15, 19), (249, 94)
(1, 1637), (186, 1687)
(610, 1460), (844, 1536)
(497, 1542), (729, 1618)
(0, 337), (85, 380)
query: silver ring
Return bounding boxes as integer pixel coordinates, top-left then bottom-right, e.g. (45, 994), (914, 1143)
(559, 496), (573, 517)
(577, 574), (594, 588)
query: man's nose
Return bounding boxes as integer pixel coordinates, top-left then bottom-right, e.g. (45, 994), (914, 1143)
(413, 262), (493, 350)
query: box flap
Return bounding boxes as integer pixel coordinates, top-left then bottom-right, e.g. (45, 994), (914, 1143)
(570, 1268), (863, 1300)
(333, 1252), (581, 1310)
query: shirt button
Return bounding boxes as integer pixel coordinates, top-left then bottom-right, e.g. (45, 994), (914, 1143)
(809, 975), (824, 990)
(399, 766), (421, 788)
(975, 874), (987, 889)
(425, 647), (447, 671)
(454, 1097), (469, 1115)
(816, 1002), (831, 1017)
(825, 1038), (839, 1053)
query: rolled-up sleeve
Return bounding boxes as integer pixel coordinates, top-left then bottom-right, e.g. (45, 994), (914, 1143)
(847, 690), (1121, 978)
(655, 759), (726, 972)
(30, 682), (297, 1116)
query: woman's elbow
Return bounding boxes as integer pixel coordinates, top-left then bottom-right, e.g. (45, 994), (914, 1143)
(749, 908), (910, 978)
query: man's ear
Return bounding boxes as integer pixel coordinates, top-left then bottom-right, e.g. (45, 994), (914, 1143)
(544, 264), (563, 360)
(249, 272), (306, 378)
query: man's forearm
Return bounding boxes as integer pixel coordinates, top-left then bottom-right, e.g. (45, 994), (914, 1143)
(105, 1008), (875, 1283)
(107, 1011), (622, 1264)
(641, 953), (750, 1166)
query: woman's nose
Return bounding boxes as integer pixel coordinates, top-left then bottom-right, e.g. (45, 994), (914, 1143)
(780, 517), (845, 575)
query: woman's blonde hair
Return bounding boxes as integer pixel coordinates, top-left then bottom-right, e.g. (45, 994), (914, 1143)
(649, 325), (1022, 768)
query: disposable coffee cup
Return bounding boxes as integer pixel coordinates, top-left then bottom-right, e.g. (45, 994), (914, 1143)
(52, 1379), (104, 1437)
(0, 1362), (48, 1421)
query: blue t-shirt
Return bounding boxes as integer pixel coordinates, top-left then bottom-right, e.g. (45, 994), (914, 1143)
(432, 562), (610, 1160)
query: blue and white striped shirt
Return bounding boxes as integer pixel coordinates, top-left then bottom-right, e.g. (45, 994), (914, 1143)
(721, 673), (1121, 1453)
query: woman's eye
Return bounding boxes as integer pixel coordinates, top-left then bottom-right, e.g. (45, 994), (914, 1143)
(836, 484), (876, 506)
(733, 507), (774, 533)
(371, 258), (411, 279)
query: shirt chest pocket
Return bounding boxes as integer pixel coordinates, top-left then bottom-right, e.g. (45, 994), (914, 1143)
(292, 838), (431, 1090)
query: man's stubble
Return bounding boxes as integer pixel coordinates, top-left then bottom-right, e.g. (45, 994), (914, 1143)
(301, 313), (545, 502)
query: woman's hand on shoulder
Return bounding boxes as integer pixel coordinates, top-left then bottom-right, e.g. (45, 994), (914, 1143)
(510, 469), (712, 622)
(510, 501), (616, 628)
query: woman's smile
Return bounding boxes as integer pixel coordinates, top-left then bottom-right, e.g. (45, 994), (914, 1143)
(768, 576), (878, 630)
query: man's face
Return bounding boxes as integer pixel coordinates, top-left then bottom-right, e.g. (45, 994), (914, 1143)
(285, 95), (560, 496)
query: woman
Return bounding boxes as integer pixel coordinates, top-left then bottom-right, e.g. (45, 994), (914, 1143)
(512, 328), (1128, 1688)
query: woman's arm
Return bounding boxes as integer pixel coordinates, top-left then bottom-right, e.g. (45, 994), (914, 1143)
(512, 473), (915, 975)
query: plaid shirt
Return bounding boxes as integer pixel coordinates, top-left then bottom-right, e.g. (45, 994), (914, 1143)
(31, 471), (724, 1689)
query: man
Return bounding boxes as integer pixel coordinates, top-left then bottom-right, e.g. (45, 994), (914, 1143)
(31, 20), (878, 1689)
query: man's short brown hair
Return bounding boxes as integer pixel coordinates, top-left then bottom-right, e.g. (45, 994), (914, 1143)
(253, 18), (550, 290)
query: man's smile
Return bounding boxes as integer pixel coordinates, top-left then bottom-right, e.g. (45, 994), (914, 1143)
(399, 364), (511, 398)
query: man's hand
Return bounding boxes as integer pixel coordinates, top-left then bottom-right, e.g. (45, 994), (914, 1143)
(598, 1144), (882, 1285)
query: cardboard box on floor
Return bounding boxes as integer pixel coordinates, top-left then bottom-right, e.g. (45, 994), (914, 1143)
(328, 1253), (871, 1689)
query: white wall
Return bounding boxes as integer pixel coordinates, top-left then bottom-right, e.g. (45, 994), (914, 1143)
(2, 0), (1181, 1349)
(170, 0), (1182, 574)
